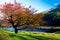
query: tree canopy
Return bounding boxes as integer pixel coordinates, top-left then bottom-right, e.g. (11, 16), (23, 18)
(0, 1), (45, 33)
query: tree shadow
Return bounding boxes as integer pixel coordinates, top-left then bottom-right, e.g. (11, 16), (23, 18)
(26, 34), (59, 40)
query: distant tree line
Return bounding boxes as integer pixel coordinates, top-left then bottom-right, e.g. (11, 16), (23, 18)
(43, 4), (60, 26)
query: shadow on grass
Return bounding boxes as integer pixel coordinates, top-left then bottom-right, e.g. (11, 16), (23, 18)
(9, 33), (60, 40)
(9, 33), (28, 40)
(18, 36), (28, 40)
(26, 35), (46, 40)
(26, 34), (59, 40)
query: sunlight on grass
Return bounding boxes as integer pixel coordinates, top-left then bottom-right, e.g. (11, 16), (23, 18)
(2, 31), (59, 40)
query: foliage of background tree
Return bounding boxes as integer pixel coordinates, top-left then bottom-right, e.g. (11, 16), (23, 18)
(43, 4), (60, 26)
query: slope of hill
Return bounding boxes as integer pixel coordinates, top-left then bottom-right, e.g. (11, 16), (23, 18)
(48, 4), (60, 13)
(43, 4), (60, 26)
(3, 31), (60, 40)
(41, 4), (60, 14)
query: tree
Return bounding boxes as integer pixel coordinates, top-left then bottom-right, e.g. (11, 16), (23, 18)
(0, 0), (45, 33)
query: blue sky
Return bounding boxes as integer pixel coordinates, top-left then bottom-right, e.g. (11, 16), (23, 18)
(0, 0), (60, 12)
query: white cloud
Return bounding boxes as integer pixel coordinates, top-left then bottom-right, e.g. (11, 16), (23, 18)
(54, 3), (59, 6)
(0, 0), (4, 4)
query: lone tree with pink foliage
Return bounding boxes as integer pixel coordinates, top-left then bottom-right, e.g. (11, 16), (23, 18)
(0, 0), (45, 33)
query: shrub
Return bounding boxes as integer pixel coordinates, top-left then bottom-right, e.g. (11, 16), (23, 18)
(55, 31), (60, 34)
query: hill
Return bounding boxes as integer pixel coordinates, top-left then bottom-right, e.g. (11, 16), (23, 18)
(3, 31), (60, 40)
(43, 4), (60, 26)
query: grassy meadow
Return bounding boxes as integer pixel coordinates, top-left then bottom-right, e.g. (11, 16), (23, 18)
(1, 31), (60, 40)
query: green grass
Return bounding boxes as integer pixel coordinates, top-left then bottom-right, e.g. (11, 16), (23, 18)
(3, 31), (60, 40)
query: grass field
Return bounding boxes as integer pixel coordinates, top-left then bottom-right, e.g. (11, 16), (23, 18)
(3, 31), (60, 40)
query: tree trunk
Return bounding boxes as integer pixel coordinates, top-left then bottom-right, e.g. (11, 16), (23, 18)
(14, 27), (18, 34)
